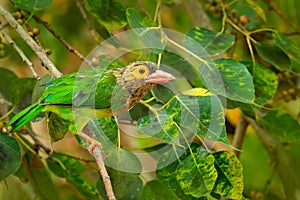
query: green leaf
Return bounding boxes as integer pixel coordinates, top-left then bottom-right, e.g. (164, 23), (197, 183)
(140, 180), (178, 200)
(120, 177), (143, 200)
(86, 118), (118, 150)
(126, 8), (150, 34)
(13, 0), (52, 17)
(185, 27), (235, 56)
(47, 113), (70, 143)
(243, 62), (278, 105)
(176, 154), (218, 197)
(126, 8), (166, 53)
(161, 52), (203, 87)
(273, 32), (300, 64)
(9, 78), (37, 111)
(212, 151), (244, 199)
(214, 58), (255, 103)
(137, 94), (229, 145)
(260, 110), (300, 143)
(255, 42), (291, 71)
(104, 148), (142, 173)
(46, 153), (99, 199)
(0, 135), (22, 180)
(245, 0), (266, 21)
(85, 0), (127, 32)
(156, 143), (207, 199)
(0, 67), (18, 101)
(26, 152), (59, 199)
(97, 167), (140, 199)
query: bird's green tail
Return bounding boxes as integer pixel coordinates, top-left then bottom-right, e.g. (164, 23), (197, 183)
(7, 103), (45, 132)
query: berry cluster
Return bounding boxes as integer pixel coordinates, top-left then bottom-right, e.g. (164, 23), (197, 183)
(0, 39), (7, 58)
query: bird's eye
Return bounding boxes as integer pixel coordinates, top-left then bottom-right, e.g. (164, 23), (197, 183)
(133, 65), (149, 79)
(139, 68), (145, 74)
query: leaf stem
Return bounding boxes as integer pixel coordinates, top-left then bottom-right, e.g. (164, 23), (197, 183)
(13, 132), (36, 155)
(153, 0), (161, 26)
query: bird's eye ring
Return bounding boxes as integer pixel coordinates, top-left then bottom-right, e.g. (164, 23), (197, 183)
(133, 65), (149, 79)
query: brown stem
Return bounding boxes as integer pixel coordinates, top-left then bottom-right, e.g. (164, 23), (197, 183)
(77, 132), (116, 200)
(263, 0), (300, 34)
(76, 0), (100, 43)
(0, 5), (62, 78)
(246, 117), (300, 200)
(182, 0), (212, 29)
(33, 16), (93, 68)
(232, 113), (248, 157)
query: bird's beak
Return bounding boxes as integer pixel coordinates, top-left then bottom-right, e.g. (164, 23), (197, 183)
(145, 70), (175, 84)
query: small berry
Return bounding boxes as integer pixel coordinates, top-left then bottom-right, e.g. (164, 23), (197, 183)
(0, 43), (5, 50)
(282, 90), (288, 96)
(17, 19), (24, 25)
(224, 29), (232, 34)
(231, 9), (237, 17)
(239, 15), (249, 25)
(28, 31), (35, 37)
(216, 4), (222, 11)
(21, 10), (29, 18)
(208, 6), (216, 14)
(32, 28), (40, 36)
(204, 4), (210, 11)
(0, 121), (4, 129)
(45, 49), (52, 55)
(224, 3), (230, 11)
(255, 192), (264, 200)
(249, 190), (256, 198)
(0, 49), (7, 58)
(13, 11), (22, 19)
(91, 57), (100, 66)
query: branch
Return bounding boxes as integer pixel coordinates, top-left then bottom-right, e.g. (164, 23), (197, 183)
(0, 5), (63, 78)
(0, 22), (40, 79)
(76, 0), (100, 43)
(77, 131), (116, 200)
(183, 0), (212, 29)
(33, 16), (93, 68)
(263, 0), (300, 34)
(246, 117), (300, 200)
(231, 113), (248, 157)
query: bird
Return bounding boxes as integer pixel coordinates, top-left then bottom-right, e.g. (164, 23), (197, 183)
(7, 61), (175, 132)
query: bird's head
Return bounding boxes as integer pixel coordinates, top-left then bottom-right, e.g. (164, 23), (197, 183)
(113, 61), (175, 93)
(112, 61), (175, 110)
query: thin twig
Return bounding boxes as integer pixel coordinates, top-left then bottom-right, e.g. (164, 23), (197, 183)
(77, 131), (116, 200)
(0, 22), (40, 79)
(26, 127), (51, 154)
(183, 0), (212, 29)
(76, 0), (100, 43)
(138, 0), (150, 17)
(33, 15), (93, 68)
(263, 0), (300, 34)
(231, 113), (248, 157)
(27, 127), (95, 163)
(0, 5), (62, 78)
